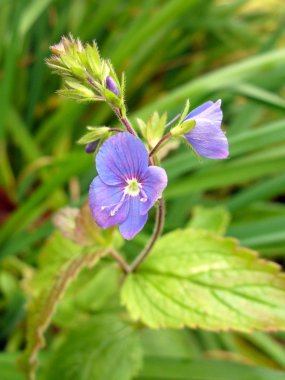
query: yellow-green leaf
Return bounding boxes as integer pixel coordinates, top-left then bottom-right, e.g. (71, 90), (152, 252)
(121, 229), (285, 332)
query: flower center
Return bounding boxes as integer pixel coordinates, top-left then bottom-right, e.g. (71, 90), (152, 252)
(125, 178), (141, 197)
(101, 178), (148, 217)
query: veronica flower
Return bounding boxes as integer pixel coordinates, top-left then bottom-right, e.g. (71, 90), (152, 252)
(89, 132), (167, 240)
(184, 99), (229, 159)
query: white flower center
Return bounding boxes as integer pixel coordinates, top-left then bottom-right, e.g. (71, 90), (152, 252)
(101, 178), (148, 217)
(125, 178), (141, 197)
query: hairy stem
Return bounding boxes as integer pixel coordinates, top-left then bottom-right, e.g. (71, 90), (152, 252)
(113, 108), (138, 137)
(86, 74), (137, 137)
(109, 248), (130, 273)
(149, 132), (171, 157)
(129, 197), (165, 272)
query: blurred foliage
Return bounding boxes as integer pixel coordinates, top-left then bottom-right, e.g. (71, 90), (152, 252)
(1, 0), (285, 379)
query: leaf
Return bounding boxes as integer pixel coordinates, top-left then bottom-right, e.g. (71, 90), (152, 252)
(19, 233), (105, 380)
(136, 357), (285, 380)
(121, 229), (285, 332)
(189, 206), (231, 235)
(45, 315), (142, 380)
(53, 264), (121, 328)
(0, 353), (25, 380)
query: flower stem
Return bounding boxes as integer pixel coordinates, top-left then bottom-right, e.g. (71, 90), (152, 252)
(109, 128), (124, 133)
(86, 74), (137, 137)
(149, 132), (171, 157)
(113, 108), (138, 137)
(129, 197), (165, 272)
(109, 248), (130, 273)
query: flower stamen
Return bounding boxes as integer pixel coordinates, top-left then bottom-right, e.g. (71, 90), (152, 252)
(110, 192), (127, 216)
(140, 188), (148, 203)
(101, 193), (128, 216)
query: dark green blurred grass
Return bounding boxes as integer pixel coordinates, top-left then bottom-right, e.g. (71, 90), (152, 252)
(1, 0), (285, 377)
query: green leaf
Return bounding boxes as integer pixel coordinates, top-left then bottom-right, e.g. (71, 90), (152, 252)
(0, 353), (25, 380)
(136, 357), (285, 380)
(53, 264), (120, 328)
(19, 233), (105, 380)
(45, 315), (142, 380)
(121, 229), (285, 332)
(189, 206), (230, 235)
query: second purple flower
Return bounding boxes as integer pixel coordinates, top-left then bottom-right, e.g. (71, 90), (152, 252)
(89, 132), (167, 240)
(184, 99), (229, 159)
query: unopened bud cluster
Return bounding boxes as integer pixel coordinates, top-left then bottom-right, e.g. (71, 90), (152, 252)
(46, 34), (124, 109)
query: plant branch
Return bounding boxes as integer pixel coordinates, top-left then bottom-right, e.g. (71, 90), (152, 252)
(109, 128), (124, 133)
(129, 197), (165, 272)
(149, 132), (171, 157)
(109, 248), (130, 273)
(113, 108), (138, 137)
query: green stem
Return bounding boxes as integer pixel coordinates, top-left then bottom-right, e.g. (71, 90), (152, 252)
(129, 197), (165, 272)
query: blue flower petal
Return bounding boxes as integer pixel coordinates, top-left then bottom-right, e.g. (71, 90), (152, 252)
(89, 176), (129, 229)
(140, 166), (168, 215)
(185, 101), (214, 120)
(185, 100), (229, 159)
(96, 132), (149, 185)
(119, 197), (148, 240)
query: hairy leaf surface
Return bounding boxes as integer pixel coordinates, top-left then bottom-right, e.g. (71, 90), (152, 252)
(45, 315), (142, 380)
(121, 229), (285, 332)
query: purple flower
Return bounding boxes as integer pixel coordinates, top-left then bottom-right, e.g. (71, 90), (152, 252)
(184, 99), (229, 159)
(106, 76), (120, 96)
(89, 132), (167, 240)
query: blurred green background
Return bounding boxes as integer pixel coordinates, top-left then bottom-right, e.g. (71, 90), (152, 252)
(1, 0), (285, 379)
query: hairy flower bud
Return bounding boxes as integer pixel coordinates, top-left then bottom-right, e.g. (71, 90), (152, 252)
(50, 39), (67, 56)
(106, 76), (120, 96)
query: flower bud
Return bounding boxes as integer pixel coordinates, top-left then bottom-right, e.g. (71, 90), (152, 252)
(85, 141), (100, 154)
(106, 76), (120, 96)
(50, 39), (66, 56)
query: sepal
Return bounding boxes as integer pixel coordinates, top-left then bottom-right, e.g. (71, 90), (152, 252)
(137, 112), (167, 149)
(170, 100), (196, 137)
(170, 119), (196, 137)
(77, 126), (110, 145)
